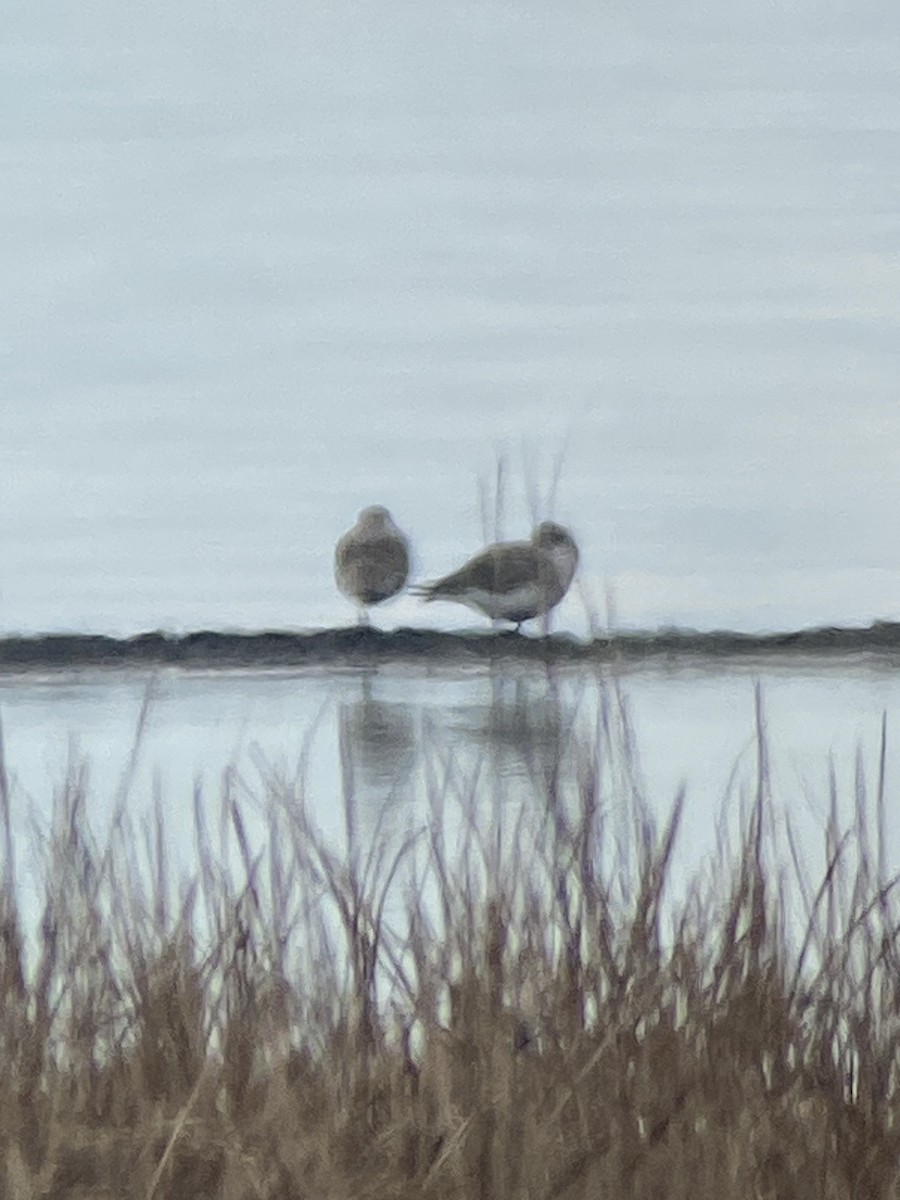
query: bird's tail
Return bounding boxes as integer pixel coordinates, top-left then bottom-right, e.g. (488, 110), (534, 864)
(408, 582), (438, 601)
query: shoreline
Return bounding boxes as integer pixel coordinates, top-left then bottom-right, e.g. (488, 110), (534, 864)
(0, 621), (898, 671)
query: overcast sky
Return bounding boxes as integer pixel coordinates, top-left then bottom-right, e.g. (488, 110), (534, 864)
(2, 0), (899, 634)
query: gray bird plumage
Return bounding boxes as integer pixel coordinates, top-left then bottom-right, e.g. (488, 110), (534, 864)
(335, 506), (410, 620)
(411, 521), (579, 628)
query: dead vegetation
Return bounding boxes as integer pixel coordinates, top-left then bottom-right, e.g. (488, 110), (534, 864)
(0, 678), (899, 1200)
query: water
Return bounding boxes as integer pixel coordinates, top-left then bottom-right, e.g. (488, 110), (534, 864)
(2, 659), (898, 932)
(2, 0), (900, 635)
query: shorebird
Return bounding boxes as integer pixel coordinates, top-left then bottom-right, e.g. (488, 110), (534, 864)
(335, 506), (411, 623)
(411, 522), (579, 631)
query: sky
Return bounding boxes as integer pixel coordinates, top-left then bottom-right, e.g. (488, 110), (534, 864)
(2, 0), (900, 636)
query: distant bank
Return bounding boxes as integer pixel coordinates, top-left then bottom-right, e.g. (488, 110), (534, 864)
(0, 623), (899, 672)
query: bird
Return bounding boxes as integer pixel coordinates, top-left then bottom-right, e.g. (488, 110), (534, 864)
(411, 521), (579, 631)
(334, 506), (411, 624)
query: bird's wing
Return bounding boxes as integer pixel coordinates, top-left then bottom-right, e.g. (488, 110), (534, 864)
(340, 535), (410, 590)
(340, 535), (408, 575)
(424, 542), (542, 596)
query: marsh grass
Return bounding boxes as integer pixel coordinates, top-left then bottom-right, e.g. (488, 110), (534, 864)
(0, 677), (899, 1199)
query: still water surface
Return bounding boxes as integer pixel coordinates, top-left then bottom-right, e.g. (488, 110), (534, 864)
(2, 659), (899, 926)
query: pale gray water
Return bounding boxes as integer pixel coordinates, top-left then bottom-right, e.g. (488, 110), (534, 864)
(2, 661), (899, 928)
(2, 0), (900, 636)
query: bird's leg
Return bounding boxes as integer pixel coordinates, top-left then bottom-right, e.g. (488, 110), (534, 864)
(357, 607), (370, 628)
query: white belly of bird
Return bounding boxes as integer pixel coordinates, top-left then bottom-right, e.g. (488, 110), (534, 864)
(455, 581), (553, 621)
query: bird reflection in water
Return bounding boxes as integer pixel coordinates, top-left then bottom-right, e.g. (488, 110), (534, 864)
(336, 670), (418, 838)
(335, 663), (587, 857)
(438, 663), (578, 795)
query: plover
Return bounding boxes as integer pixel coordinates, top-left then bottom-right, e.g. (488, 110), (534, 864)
(335, 506), (411, 623)
(411, 521), (579, 631)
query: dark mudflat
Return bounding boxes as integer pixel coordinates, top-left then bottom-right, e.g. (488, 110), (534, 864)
(0, 622), (898, 673)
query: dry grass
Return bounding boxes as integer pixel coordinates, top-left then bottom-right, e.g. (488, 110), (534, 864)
(0, 676), (899, 1200)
